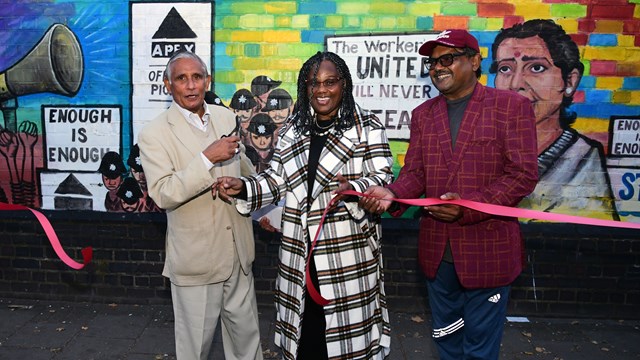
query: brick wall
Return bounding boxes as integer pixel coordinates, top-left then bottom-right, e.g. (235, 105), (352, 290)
(513, 223), (640, 319)
(1, 212), (638, 319)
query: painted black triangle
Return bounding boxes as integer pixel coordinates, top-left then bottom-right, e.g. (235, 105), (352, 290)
(152, 7), (197, 39)
(54, 174), (92, 196)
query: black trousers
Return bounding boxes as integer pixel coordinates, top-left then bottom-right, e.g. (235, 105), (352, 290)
(297, 255), (329, 360)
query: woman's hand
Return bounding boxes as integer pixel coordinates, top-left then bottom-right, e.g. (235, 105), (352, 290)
(214, 176), (244, 203)
(329, 174), (354, 211)
(359, 186), (395, 215)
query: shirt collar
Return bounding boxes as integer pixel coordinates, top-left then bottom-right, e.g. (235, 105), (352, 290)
(174, 101), (211, 131)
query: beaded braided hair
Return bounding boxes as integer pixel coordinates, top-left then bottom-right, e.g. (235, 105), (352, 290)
(291, 51), (356, 137)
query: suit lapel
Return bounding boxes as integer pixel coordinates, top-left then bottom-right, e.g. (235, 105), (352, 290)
(281, 131), (311, 206)
(445, 83), (483, 186)
(209, 106), (236, 178)
(167, 104), (205, 158)
(433, 98), (454, 172)
(168, 103), (233, 178)
(311, 126), (356, 201)
(279, 123), (357, 207)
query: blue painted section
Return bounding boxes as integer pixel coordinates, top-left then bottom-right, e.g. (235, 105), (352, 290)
(588, 34), (618, 46)
(301, 30), (333, 43)
(622, 77), (640, 90)
(584, 89), (612, 103)
(299, 2), (336, 14)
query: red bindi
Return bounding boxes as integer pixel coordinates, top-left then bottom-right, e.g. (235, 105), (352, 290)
(514, 51), (521, 58)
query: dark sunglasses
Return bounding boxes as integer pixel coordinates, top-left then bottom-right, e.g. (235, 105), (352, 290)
(426, 52), (467, 70)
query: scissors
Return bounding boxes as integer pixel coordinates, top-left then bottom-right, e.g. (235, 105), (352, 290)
(221, 116), (240, 138)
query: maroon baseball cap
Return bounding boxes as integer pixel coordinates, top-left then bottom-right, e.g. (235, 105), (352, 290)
(418, 29), (480, 57)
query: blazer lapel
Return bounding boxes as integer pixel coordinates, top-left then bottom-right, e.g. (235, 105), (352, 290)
(310, 127), (356, 201)
(446, 83), (483, 186)
(433, 97), (454, 171)
(167, 104), (205, 158)
(209, 106), (237, 178)
(167, 103), (231, 178)
(281, 131), (311, 206)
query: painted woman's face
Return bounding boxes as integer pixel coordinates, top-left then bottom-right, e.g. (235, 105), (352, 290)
(493, 36), (567, 125)
(306, 60), (344, 121)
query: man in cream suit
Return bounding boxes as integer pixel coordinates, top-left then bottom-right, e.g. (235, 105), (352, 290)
(138, 51), (263, 360)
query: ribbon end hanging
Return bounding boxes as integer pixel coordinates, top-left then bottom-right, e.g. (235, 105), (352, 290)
(81, 247), (93, 266)
(305, 268), (331, 306)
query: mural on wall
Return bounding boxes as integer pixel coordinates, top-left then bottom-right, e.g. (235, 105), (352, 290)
(0, 0), (639, 223)
(327, 33), (437, 140)
(490, 19), (619, 220)
(0, 1), (130, 212)
(1, 23), (83, 208)
(226, 76), (294, 172)
(609, 115), (640, 218)
(130, 2), (212, 141)
(42, 104), (122, 211)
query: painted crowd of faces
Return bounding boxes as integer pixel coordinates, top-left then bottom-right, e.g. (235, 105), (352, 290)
(91, 76), (293, 213)
(97, 146), (162, 213)
(225, 76), (294, 173)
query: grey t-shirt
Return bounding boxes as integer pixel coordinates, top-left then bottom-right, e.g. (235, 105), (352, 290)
(442, 92), (472, 263)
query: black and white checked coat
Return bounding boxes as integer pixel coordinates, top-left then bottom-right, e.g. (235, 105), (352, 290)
(236, 105), (393, 359)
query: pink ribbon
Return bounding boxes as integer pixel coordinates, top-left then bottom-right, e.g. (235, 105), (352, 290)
(0, 202), (93, 270)
(341, 190), (640, 230)
(307, 190), (640, 306)
(305, 195), (340, 306)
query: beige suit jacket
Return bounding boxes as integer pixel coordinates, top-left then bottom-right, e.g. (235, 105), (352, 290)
(138, 103), (256, 286)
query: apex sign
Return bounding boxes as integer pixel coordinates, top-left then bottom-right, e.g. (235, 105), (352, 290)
(151, 42), (196, 57)
(131, 2), (212, 142)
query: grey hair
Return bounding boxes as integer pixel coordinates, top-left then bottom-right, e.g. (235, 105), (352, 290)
(163, 51), (209, 83)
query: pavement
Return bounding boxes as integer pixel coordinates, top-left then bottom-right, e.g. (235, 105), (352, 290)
(1, 297), (639, 359)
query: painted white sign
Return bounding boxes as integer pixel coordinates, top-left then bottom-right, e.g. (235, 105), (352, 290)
(609, 117), (640, 157)
(326, 33), (439, 139)
(43, 105), (122, 171)
(40, 172), (108, 211)
(131, 2), (212, 142)
(607, 167), (640, 223)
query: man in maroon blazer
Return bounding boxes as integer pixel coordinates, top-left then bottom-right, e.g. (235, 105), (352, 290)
(361, 29), (538, 359)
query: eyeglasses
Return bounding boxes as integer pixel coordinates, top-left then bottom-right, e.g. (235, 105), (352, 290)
(425, 52), (467, 70)
(307, 77), (342, 89)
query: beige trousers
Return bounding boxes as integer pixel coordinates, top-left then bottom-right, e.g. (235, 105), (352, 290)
(171, 247), (263, 360)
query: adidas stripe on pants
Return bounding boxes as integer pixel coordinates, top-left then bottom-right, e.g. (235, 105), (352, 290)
(426, 261), (511, 360)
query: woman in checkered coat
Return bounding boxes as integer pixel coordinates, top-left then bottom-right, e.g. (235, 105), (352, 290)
(217, 52), (394, 360)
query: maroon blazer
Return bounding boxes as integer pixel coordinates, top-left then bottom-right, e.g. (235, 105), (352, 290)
(388, 83), (538, 289)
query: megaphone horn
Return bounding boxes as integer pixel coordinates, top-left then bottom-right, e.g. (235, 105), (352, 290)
(0, 23), (84, 102)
